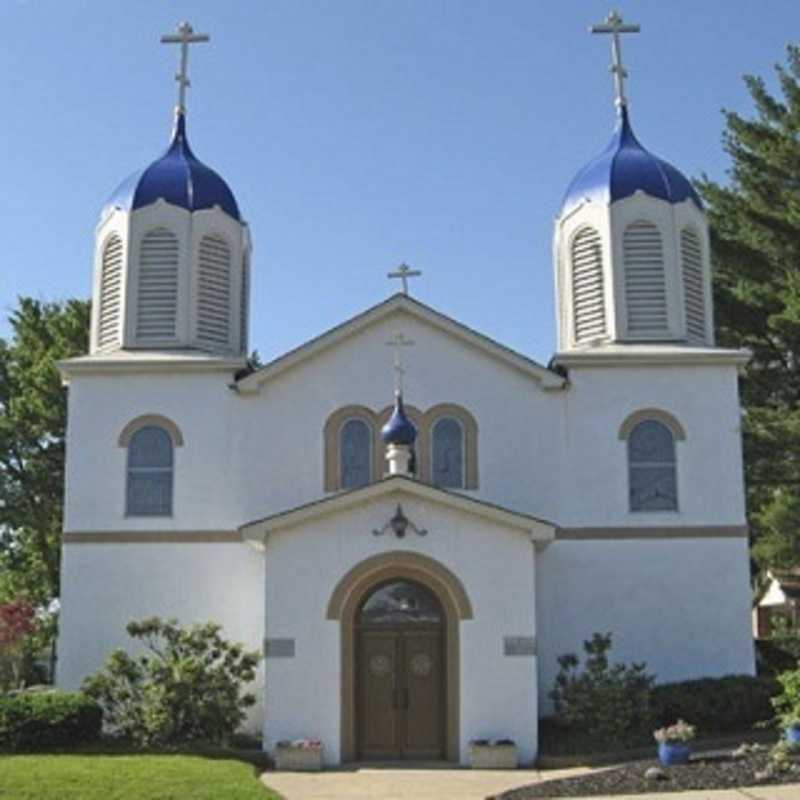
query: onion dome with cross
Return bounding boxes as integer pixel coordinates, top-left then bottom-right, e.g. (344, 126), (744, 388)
(554, 11), (713, 355)
(381, 393), (417, 447)
(89, 22), (251, 360)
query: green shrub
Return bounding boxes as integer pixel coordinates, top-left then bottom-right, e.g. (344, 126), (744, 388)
(651, 674), (775, 734)
(82, 617), (260, 748)
(772, 666), (800, 728)
(0, 690), (102, 751)
(550, 632), (655, 750)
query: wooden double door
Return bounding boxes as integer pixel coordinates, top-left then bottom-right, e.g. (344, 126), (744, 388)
(357, 625), (445, 760)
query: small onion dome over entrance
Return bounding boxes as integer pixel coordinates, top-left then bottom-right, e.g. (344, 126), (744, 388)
(103, 111), (240, 221)
(560, 106), (702, 217)
(381, 392), (417, 446)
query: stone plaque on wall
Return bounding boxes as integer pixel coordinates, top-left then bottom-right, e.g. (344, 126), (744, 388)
(504, 636), (536, 657)
(264, 638), (295, 658)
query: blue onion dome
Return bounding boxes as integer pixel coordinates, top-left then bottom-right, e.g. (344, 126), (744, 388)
(381, 392), (417, 446)
(560, 106), (702, 217)
(104, 111), (240, 220)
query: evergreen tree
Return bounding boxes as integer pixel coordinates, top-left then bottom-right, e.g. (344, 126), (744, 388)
(0, 298), (89, 603)
(697, 45), (800, 570)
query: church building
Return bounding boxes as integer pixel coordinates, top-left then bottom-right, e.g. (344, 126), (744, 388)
(57, 16), (755, 765)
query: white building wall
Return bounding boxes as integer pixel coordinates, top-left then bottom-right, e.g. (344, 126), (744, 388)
(262, 495), (539, 765)
(555, 363), (746, 528)
(536, 537), (755, 713)
(57, 541), (265, 733)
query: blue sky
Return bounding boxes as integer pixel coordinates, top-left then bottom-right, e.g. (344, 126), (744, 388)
(0, 1), (796, 362)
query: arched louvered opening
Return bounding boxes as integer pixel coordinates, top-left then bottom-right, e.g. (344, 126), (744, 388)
(431, 416), (465, 489)
(623, 221), (668, 337)
(239, 252), (249, 355)
(571, 226), (606, 343)
(98, 234), (123, 351)
(681, 228), (706, 343)
(136, 228), (179, 341)
(197, 234), (232, 349)
(340, 417), (373, 490)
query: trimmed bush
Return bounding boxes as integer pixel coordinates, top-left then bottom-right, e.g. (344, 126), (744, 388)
(0, 690), (102, 751)
(651, 675), (775, 734)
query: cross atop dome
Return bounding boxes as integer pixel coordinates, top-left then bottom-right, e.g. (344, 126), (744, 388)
(161, 21), (210, 116)
(590, 10), (640, 109)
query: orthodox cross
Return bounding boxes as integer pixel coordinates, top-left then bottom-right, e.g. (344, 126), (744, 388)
(388, 262), (422, 295)
(590, 10), (640, 109)
(386, 332), (414, 395)
(161, 21), (210, 115)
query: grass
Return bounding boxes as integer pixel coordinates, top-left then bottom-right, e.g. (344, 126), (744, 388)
(0, 752), (282, 800)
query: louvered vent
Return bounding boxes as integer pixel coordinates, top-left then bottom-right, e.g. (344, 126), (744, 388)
(571, 227), (606, 342)
(136, 228), (178, 340)
(239, 254), (249, 355)
(197, 234), (231, 349)
(98, 235), (123, 351)
(681, 228), (706, 342)
(623, 221), (668, 336)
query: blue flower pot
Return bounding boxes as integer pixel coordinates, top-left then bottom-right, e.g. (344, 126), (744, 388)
(658, 741), (691, 766)
(786, 725), (800, 745)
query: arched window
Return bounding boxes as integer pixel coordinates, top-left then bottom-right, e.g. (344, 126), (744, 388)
(126, 426), (174, 516)
(359, 580), (443, 625)
(571, 226), (606, 343)
(627, 419), (678, 512)
(98, 234), (123, 351)
(137, 228), (179, 340)
(197, 234), (232, 349)
(340, 418), (372, 490)
(681, 228), (706, 343)
(431, 417), (464, 489)
(623, 220), (668, 336)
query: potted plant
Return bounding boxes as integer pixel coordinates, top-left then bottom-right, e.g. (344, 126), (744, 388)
(468, 738), (518, 769)
(274, 739), (324, 771)
(653, 719), (696, 766)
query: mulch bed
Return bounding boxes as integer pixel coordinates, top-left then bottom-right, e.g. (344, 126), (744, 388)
(492, 750), (800, 798)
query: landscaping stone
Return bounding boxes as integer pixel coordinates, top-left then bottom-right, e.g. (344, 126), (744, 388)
(644, 766), (668, 781)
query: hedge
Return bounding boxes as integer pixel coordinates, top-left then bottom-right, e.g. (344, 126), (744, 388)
(540, 674), (775, 755)
(0, 690), (102, 751)
(650, 674), (775, 735)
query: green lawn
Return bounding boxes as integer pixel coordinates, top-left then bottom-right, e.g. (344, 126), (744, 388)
(0, 754), (282, 800)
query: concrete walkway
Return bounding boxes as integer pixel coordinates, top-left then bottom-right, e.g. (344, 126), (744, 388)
(261, 766), (800, 800)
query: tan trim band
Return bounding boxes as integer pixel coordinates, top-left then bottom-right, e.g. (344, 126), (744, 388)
(618, 408), (687, 441)
(118, 414), (185, 447)
(556, 525), (748, 541)
(63, 531), (242, 544)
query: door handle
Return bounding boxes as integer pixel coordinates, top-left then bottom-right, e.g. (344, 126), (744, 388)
(402, 688), (409, 710)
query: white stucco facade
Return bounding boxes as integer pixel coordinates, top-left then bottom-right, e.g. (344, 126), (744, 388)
(57, 294), (756, 764)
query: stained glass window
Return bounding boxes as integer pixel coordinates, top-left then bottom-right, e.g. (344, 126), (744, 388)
(628, 420), (677, 511)
(340, 418), (372, 489)
(127, 426), (173, 516)
(359, 581), (442, 624)
(432, 417), (464, 488)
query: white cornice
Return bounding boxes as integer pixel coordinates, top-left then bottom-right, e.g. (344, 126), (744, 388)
(239, 475), (557, 545)
(236, 294), (566, 394)
(58, 350), (246, 383)
(553, 345), (751, 370)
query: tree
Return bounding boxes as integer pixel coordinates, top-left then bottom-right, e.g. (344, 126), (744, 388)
(0, 599), (36, 690)
(0, 297), (90, 603)
(696, 45), (800, 570)
(82, 617), (260, 747)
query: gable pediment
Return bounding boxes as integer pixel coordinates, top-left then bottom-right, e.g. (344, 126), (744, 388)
(235, 294), (565, 394)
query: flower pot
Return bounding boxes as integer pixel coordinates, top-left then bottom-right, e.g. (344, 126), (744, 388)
(275, 744), (324, 771)
(658, 741), (691, 766)
(786, 724), (800, 746)
(469, 743), (518, 769)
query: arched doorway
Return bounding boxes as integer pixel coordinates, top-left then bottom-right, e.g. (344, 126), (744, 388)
(356, 579), (445, 760)
(327, 551), (472, 763)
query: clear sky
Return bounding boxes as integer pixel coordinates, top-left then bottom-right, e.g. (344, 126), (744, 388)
(0, 1), (796, 363)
